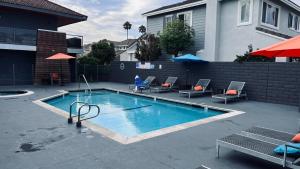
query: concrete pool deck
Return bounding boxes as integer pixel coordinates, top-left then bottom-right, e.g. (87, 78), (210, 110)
(0, 82), (299, 169)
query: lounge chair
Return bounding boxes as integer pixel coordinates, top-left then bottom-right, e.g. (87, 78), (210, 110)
(179, 79), (212, 98)
(217, 134), (300, 168)
(150, 77), (178, 93)
(212, 81), (247, 104)
(129, 76), (156, 90)
(242, 126), (295, 145)
(135, 76), (156, 93)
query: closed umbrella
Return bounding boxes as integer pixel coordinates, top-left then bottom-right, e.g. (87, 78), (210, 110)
(46, 53), (75, 86)
(172, 54), (208, 89)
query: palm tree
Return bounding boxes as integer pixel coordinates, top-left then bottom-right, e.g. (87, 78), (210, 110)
(123, 21), (132, 41)
(138, 25), (146, 34)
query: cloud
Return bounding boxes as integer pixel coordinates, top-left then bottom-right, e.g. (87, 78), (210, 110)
(50, 0), (178, 44)
(51, 0), (300, 44)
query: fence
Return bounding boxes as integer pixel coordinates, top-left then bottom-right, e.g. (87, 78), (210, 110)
(108, 61), (300, 106)
(0, 63), (34, 86)
(77, 64), (111, 82)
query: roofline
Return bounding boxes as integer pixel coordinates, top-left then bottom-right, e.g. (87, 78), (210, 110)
(0, 2), (87, 21)
(143, 0), (207, 17)
(143, 0), (300, 17)
(281, 0), (300, 12)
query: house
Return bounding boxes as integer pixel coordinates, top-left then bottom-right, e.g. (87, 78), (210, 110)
(143, 0), (300, 62)
(83, 39), (138, 62)
(111, 39), (138, 61)
(0, 0), (87, 85)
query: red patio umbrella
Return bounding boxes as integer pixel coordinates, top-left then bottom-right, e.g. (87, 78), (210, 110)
(251, 35), (300, 58)
(46, 53), (75, 85)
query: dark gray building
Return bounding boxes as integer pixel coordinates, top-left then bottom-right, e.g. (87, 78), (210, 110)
(0, 0), (87, 85)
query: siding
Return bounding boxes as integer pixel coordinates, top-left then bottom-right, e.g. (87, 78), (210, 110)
(257, 0), (300, 37)
(146, 5), (206, 55)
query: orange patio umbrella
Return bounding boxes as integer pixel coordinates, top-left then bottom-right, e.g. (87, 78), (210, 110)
(46, 53), (75, 85)
(251, 35), (300, 58)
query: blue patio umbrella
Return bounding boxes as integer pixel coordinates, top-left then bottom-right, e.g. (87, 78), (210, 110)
(171, 54), (208, 63)
(171, 54), (208, 88)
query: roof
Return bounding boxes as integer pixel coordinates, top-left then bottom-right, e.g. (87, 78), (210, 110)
(0, 0), (87, 26)
(112, 39), (137, 47)
(143, 0), (204, 16)
(143, 0), (300, 17)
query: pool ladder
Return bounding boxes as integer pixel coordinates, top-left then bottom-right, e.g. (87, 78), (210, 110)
(68, 101), (100, 128)
(78, 74), (92, 93)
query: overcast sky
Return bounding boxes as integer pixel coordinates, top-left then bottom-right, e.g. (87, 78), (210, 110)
(50, 0), (300, 44)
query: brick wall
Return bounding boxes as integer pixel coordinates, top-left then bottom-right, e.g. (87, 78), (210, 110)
(107, 61), (300, 106)
(35, 30), (70, 84)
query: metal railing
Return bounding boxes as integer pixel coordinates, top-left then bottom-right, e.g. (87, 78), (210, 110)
(67, 34), (83, 49)
(78, 74), (92, 93)
(0, 26), (37, 46)
(68, 101), (100, 128)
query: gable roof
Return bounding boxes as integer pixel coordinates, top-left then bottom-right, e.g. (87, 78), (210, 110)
(112, 39), (137, 47)
(143, 0), (300, 17)
(0, 0), (87, 26)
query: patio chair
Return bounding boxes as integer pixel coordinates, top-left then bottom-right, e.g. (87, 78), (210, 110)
(179, 79), (212, 98)
(242, 126), (295, 145)
(212, 81), (247, 104)
(217, 134), (300, 168)
(150, 77), (178, 93)
(129, 76), (156, 90)
(135, 76), (156, 93)
(50, 73), (61, 85)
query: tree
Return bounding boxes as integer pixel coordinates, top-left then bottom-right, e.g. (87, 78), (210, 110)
(135, 34), (161, 61)
(159, 19), (194, 57)
(87, 39), (116, 65)
(123, 21), (132, 41)
(138, 25), (146, 34)
(234, 44), (275, 63)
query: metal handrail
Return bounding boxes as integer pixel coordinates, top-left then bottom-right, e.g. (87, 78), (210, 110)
(78, 74), (92, 93)
(68, 101), (88, 124)
(76, 104), (100, 128)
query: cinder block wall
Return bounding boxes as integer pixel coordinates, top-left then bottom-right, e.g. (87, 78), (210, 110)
(108, 61), (300, 106)
(35, 30), (70, 84)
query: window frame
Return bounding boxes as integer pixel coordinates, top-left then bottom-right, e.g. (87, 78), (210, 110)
(288, 12), (300, 32)
(176, 11), (193, 27)
(260, 0), (281, 30)
(237, 0), (253, 26)
(164, 14), (173, 26)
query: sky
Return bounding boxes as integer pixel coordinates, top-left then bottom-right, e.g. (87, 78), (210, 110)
(50, 0), (300, 44)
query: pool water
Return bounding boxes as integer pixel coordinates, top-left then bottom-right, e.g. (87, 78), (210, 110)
(46, 90), (224, 137)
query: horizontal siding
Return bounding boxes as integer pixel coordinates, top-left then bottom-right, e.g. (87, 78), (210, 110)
(146, 5), (206, 55)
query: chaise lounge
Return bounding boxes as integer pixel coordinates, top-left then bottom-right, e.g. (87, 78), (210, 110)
(212, 81), (247, 104)
(179, 79), (212, 98)
(150, 77), (178, 93)
(217, 134), (300, 168)
(129, 76), (156, 91)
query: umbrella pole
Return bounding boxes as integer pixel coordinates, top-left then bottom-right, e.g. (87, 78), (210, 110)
(60, 61), (64, 86)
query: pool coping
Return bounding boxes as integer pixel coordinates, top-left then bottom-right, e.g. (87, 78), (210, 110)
(33, 88), (245, 145)
(0, 90), (34, 98)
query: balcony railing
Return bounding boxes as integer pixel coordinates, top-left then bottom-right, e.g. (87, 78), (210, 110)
(67, 34), (83, 49)
(0, 27), (37, 46)
(0, 27), (83, 50)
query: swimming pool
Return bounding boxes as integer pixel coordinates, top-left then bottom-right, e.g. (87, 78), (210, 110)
(37, 89), (244, 144)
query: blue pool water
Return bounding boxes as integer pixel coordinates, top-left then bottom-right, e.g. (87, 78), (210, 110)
(46, 90), (224, 137)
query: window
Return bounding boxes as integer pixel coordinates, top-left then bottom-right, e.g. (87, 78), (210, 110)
(165, 15), (173, 25)
(288, 12), (300, 31)
(238, 0), (253, 25)
(261, 1), (280, 29)
(177, 11), (192, 26)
